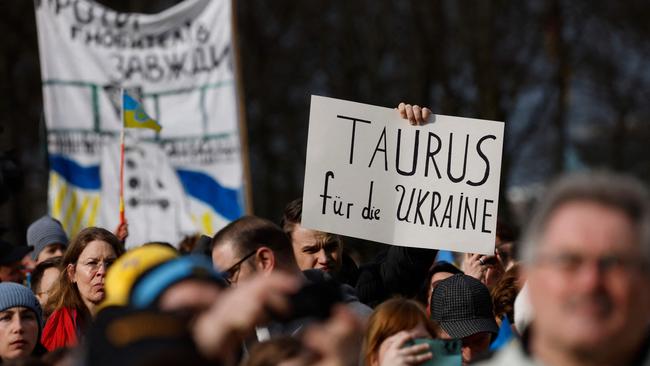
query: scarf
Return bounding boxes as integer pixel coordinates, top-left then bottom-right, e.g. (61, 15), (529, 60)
(41, 307), (80, 351)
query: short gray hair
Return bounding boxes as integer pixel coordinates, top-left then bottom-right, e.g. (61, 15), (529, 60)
(521, 171), (650, 264)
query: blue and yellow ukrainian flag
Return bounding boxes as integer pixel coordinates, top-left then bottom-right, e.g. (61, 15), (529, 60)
(123, 91), (162, 132)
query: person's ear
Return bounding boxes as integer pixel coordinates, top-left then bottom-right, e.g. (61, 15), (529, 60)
(255, 247), (275, 274)
(368, 352), (378, 366)
(66, 263), (76, 283)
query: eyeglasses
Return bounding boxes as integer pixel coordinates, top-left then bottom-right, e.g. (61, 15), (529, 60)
(77, 258), (116, 274)
(534, 252), (648, 276)
(223, 250), (257, 286)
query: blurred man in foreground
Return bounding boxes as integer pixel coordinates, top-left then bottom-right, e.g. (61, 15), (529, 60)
(478, 171), (650, 366)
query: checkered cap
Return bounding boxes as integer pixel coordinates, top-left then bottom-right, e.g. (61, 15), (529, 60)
(431, 273), (499, 339)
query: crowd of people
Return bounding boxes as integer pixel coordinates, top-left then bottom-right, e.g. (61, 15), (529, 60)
(0, 105), (649, 365)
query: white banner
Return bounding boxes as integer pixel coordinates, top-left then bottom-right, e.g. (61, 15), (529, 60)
(35, 0), (246, 248)
(302, 96), (504, 255)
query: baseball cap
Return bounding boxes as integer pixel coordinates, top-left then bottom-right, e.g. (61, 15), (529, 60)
(430, 273), (499, 339)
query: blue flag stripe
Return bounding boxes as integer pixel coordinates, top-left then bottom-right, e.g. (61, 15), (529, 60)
(123, 93), (138, 111)
(176, 169), (243, 221)
(49, 155), (101, 190)
(49, 155), (240, 221)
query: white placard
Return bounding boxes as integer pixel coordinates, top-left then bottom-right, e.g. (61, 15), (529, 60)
(302, 96), (504, 255)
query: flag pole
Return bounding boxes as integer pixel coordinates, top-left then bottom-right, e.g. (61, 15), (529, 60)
(231, 0), (254, 215)
(119, 89), (126, 225)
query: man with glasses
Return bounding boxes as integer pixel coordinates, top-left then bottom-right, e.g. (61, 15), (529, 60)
(211, 216), (371, 341)
(212, 216), (302, 287)
(211, 216), (319, 343)
(478, 171), (650, 366)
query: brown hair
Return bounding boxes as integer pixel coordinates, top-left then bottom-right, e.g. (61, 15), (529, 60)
(281, 198), (303, 234)
(281, 198), (343, 250)
(177, 234), (201, 254)
(363, 298), (438, 365)
(212, 216), (297, 266)
(490, 264), (521, 323)
(242, 337), (304, 366)
(31, 256), (62, 294)
(45, 227), (124, 316)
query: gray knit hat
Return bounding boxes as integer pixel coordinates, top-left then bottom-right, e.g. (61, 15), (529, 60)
(27, 215), (68, 260)
(0, 283), (43, 335)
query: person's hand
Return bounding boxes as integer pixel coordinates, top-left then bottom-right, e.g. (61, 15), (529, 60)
(21, 254), (35, 272)
(462, 253), (504, 289)
(483, 255), (505, 290)
(397, 103), (432, 126)
(114, 221), (129, 242)
(192, 272), (300, 363)
(300, 305), (364, 366)
(461, 253), (488, 282)
(378, 331), (432, 366)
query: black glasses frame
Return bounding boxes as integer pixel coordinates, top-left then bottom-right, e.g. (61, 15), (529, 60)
(223, 250), (257, 285)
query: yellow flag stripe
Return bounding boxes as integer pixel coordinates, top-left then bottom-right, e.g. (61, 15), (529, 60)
(124, 110), (161, 132)
(201, 212), (213, 236)
(64, 190), (78, 235)
(73, 197), (91, 235)
(52, 173), (67, 219)
(49, 171), (103, 235)
(88, 196), (100, 227)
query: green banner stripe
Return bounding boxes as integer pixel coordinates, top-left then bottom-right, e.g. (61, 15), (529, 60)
(42, 79), (234, 97)
(91, 85), (100, 132)
(46, 129), (235, 141)
(43, 80), (96, 87)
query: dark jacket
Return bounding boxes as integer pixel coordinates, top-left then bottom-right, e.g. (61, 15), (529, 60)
(303, 269), (372, 318)
(354, 245), (438, 307)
